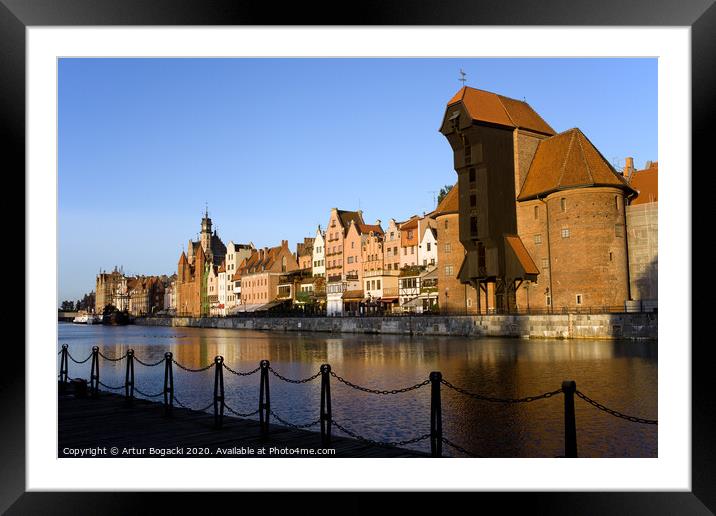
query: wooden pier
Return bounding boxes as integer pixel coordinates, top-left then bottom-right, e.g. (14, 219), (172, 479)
(58, 388), (429, 458)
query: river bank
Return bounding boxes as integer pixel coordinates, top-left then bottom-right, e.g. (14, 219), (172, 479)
(135, 313), (657, 340)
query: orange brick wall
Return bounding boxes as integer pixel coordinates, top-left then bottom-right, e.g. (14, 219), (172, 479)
(516, 187), (630, 309)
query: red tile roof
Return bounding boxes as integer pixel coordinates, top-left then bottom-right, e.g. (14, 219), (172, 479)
(448, 87), (555, 136)
(433, 183), (459, 216)
(505, 235), (539, 276)
(629, 162), (658, 205)
(517, 128), (637, 201)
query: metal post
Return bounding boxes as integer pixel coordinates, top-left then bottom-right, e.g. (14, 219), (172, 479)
(430, 371), (443, 457)
(213, 356), (225, 428)
(90, 346), (100, 397)
(562, 380), (578, 458)
(59, 344), (69, 392)
(163, 352), (174, 416)
(320, 364), (332, 445)
(124, 349), (135, 401)
(259, 360), (271, 437)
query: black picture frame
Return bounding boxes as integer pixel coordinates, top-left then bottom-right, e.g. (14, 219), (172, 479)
(5, 0), (708, 513)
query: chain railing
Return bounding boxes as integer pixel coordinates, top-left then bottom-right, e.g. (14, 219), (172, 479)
(575, 390), (658, 425)
(57, 344), (658, 457)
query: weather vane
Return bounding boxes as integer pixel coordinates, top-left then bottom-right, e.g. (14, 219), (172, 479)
(459, 69), (467, 86)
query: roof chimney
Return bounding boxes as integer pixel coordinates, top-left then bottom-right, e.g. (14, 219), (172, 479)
(375, 219), (381, 226)
(624, 157), (635, 181)
(281, 239), (288, 248)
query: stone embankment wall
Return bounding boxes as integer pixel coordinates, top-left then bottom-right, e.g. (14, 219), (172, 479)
(137, 313), (657, 340)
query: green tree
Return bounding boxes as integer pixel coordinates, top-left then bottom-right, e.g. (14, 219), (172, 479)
(437, 184), (454, 205)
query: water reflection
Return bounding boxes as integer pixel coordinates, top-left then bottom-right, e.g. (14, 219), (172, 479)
(58, 323), (657, 457)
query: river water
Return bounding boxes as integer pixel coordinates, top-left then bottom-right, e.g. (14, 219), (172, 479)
(57, 322), (657, 457)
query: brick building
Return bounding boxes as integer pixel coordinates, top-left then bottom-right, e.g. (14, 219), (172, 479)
(176, 209), (227, 316)
(234, 241), (299, 312)
(440, 86), (637, 312)
(433, 184), (480, 313)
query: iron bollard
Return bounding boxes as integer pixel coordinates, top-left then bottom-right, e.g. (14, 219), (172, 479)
(125, 349), (135, 401)
(562, 380), (578, 458)
(430, 371), (443, 457)
(259, 360), (271, 437)
(59, 344), (69, 392)
(213, 356), (225, 428)
(163, 352), (174, 416)
(90, 346), (100, 397)
(320, 364), (332, 446)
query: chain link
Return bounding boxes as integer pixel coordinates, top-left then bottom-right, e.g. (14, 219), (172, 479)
(224, 402), (260, 418)
(441, 437), (483, 457)
(331, 419), (431, 447)
(223, 363), (261, 376)
(172, 395), (214, 412)
(576, 390), (657, 425)
(172, 359), (215, 372)
(268, 366), (321, 384)
(98, 351), (127, 362)
(269, 410), (321, 429)
(441, 378), (563, 404)
(134, 356), (165, 367)
(134, 386), (164, 398)
(330, 371), (430, 395)
(67, 351), (92, 364)
(98, 380), (124, 390)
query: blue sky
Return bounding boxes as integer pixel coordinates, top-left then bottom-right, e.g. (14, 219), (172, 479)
(58, 58), (657, 304)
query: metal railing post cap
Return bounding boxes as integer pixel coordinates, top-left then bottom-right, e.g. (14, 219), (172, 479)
(260, 359), (270, 368)
(562, 380), (576, 392)
(92, 346), (99, 352)
(321, 363), (331, 373)
(127, 349), (134, 356)
(62, 343), (68, 349)
(430, 371), (442, 382)
(164, 351), (172, 359)
(214, 355), (224, 364)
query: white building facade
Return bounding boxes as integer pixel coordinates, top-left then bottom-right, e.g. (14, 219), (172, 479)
(312, 226), (325, 278)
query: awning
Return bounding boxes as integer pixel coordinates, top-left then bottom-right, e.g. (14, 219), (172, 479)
(342, 290), (364, 301)
(379, 297), (399, 302)
(402, 297), (423, 308)
(255, 300), (288, 312)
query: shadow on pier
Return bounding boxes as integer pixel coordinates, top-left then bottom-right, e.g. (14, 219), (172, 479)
(58, 384), (428, 458)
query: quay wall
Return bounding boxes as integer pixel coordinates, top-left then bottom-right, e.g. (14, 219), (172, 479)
(136, 313), (657, 340)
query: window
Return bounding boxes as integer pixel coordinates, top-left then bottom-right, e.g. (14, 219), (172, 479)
(423, 259), (427, 266)
(534, 206), (539, 219)
(404, 248), (407, 255)
(445, 243), (452, 253)
(466, 297), (472, 307)
(394, 246), (398, 255)
(542, 258), (549, 269)
(470, 194), (476, 207)
(469, 168), (476, 182)
(444, 219), (448, 229)
(410, 247), (415, 255)
(427, 242), (431, 252)
(561, 227), (570, 238)
(576, 294), (583, 306)
(546, 296), (552, 306)
(615, 195), (620, 211)
(376, 280), (381, 290)
(609, 252), (613, 262)
(408, 230), (413, 239)
(615, 224), (624, 237)
(534, 234), (542, 245)
(347, 256), (354, 264)
(351, 241), (355, 248)
(431, 259), (435, 265)
(470, 216), (478, 236)
(560, 198), (567, 212)
(445, 265), (454, 276)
